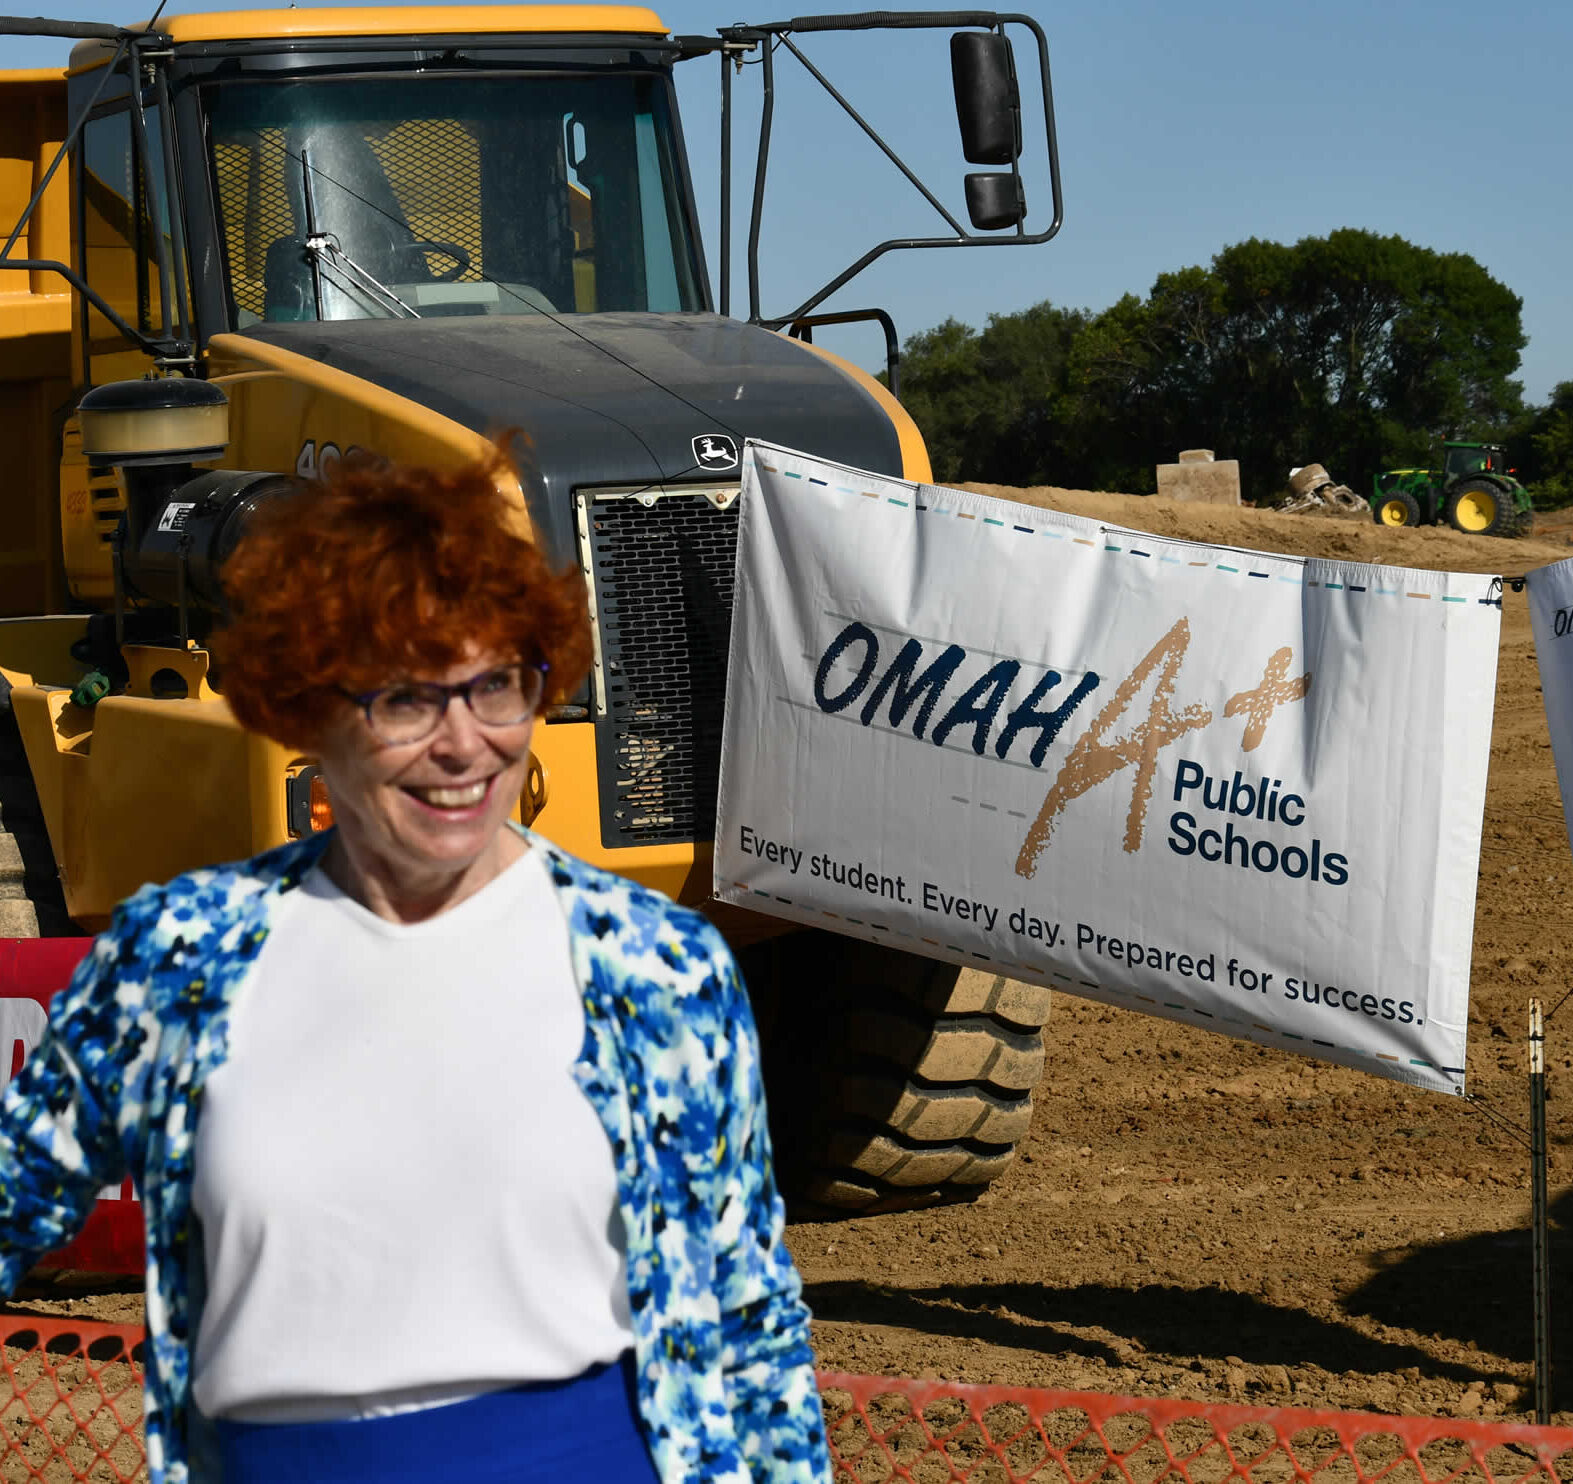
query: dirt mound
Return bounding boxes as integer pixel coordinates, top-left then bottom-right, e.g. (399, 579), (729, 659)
(959, 482), (1573, 570)
(790, 486), (1573, 1424)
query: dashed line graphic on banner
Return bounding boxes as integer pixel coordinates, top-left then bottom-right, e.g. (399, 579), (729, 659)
(952, 795), (1029, 819)
(758, 460), (1502, 606)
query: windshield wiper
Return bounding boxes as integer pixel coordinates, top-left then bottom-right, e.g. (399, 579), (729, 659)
(302, 233), (419, 318)
(298, 141), (418, 319)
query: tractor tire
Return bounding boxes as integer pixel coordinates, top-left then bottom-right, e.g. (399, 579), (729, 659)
(1444, 479), (1512, 537)
(1372, 491), (1422, 528)
(738, 930), (1049, 1216)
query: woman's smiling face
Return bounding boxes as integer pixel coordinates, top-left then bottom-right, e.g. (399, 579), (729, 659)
(313, 646), (535, 916)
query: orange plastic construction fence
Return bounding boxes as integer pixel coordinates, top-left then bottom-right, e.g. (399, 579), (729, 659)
(0, 1319), (144, 1483)
(6, 1322), (1573, 1484)
(819, 1372), (1573, 1484)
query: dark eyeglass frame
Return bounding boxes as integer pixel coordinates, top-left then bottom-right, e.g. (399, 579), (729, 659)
(339, 661), (549, 745)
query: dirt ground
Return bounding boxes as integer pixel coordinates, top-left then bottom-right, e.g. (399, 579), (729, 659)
(13, 491), (1573, 1427)
(790, 490), (1573, 1425)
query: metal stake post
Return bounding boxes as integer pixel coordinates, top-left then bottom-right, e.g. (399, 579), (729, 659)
(1531, 997), (1551, 1423)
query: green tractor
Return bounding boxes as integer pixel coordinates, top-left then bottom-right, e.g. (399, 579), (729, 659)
(1370, 441), (1534, 537)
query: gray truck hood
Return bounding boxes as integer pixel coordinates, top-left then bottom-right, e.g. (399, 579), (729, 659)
(239, 312), (904, 563)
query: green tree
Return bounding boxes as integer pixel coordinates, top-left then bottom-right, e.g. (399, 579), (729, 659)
(1513, 382), (1573, 508)
(890, 319), (985, 483)
(1072, 230), (1525, 500)
(895, 304), (1088, 485)
(899, 230), (1527, 501)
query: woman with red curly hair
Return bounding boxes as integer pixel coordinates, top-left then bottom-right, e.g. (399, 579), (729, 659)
(0, 450), (831, 1484)
(216, 449), (595, 919)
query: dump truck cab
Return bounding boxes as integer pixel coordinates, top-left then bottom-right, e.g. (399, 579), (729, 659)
(2, 5), (1069, 1213)
(97, 7), (709, 338)
(19, 7), (929, 909)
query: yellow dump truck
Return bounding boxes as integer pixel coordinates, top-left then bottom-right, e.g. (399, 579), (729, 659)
(0, 4), (1062, 1211)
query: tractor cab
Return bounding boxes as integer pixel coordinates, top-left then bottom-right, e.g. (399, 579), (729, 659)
(1442, 442), (1506, 481)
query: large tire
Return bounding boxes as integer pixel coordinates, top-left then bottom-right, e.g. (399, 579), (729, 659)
(1445, 478), (1512, 536)
(1372, 491), (1422, 528)
(738, 930), (1049, 1215)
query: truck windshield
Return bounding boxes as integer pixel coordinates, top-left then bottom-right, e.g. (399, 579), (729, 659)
(206, 75), (704, 324)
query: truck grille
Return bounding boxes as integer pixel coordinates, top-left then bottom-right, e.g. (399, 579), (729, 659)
(577, 486), (740, 848)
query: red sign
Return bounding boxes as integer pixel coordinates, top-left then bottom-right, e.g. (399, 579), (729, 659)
(0, 938), (144, 1273)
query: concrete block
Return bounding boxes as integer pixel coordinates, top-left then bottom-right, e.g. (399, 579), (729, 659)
(1178, 449), (1215, 463)
(1156, 459), (1241, 505)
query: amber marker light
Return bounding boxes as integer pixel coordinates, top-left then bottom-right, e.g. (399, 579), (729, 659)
(309, 774), (335, 832)
(285, 765), (335, 837)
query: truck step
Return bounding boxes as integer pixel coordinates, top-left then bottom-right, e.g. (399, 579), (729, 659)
(0, 896), (41, 937)
(0, 885), (76, 937)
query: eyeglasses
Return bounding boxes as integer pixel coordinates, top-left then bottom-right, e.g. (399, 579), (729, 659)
(342, 662), (547, 745)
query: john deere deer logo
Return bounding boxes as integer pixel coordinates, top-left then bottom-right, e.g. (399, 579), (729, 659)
(692, 433), (739, 470)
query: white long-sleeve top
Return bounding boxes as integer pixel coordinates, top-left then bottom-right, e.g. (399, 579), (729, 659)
(191, 849), (633, 1423)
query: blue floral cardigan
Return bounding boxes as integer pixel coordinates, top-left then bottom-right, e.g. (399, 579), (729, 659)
(0, 828), (831, 1484)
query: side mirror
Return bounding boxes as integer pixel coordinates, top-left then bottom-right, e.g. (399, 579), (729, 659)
(963, 173), (1026, 231)
(951, 31), (1021, 165)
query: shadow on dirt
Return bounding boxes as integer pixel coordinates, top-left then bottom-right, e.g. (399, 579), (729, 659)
(1341, 1186), (1573, 1400)
(802, 1278), (1515, 1388)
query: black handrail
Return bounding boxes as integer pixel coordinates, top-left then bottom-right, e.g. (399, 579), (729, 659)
(784, 308), (901, 400)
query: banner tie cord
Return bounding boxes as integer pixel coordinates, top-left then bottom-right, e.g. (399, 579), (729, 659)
(1462, 1092), (1531, 1150)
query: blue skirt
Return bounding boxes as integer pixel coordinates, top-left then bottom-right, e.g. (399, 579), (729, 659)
(213, 1353), (662, 1483)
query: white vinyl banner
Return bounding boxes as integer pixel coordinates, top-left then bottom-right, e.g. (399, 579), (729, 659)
(1526, 558), (1573, 860)
(714, 442), (1504, 1096)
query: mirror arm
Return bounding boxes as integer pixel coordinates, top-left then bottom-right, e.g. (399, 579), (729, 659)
(745, 34), (775, 323)
(729, 12), (1002, 34)
(720, 44), (731, 317)
(0, 26), (195, 364)
(1032, 13), (1065, 243)
(773, 224), (1053, 328)
(0, 16), (131, 37)
(772, 239), (913, 324)
(0, 257), (191, 362)
(740, 11), (1061, 324)
(0, 27), (141, 262)
(777, 31), (968, 237)
(671, 34), (727, 59)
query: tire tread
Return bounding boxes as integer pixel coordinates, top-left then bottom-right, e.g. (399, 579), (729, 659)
(743, 937), (1052, 1214)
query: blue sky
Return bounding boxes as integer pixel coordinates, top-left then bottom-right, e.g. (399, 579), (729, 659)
(8, 0), (1569, 405)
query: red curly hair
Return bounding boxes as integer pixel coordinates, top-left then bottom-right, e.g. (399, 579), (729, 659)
(214, 446), (591, 748)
